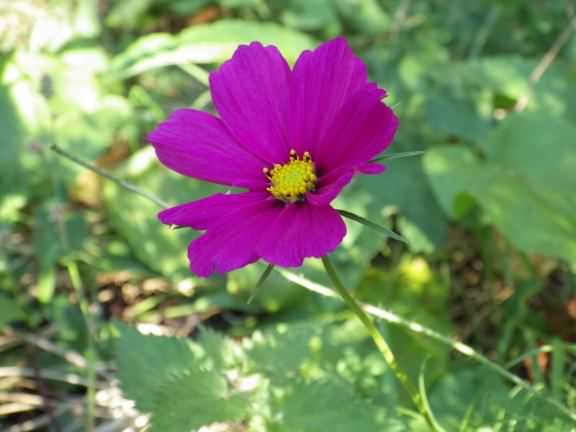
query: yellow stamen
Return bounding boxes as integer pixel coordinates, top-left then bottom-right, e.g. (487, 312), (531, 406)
(264, 149), (317, 202)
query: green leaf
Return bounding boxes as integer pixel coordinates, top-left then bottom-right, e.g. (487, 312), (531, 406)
(197, 326), (241, 370)
(247, 322), (325, 374)
(430, 366), (572, 431)
(33, 203), (88, 302)
(103, 147), (222, 279)
(358, 157), (448, 248)
(424, 90), (493, 143)
(268, 378), (383, 432)
(117, 327), (199, 411)
(279, 0), (340, 35)
(424, 112), (576, 261)
(109, 20), (315, 79)
(0, 83), (26, 197)
(356, 262), (452, 385)
(336, 0), (391, 35)
(0, 294), (25, 328)
(151, 368), (251, 432)
(118, 327), (251, 431)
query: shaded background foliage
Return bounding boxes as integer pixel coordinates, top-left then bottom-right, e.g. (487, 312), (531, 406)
(1, 0), (576, 431)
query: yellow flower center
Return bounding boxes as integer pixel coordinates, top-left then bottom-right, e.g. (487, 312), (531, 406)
(263, 150), (317, 202)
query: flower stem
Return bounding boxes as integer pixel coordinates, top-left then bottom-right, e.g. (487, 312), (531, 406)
(371, 150), (424, 163)
(337, 209), (406, 243)
(50, 144), (169, 209)
(281, 267), (576, 424)
(65, 261), (97, 432)
(247, 263), (275, 304)
(321, 256), (440, 430)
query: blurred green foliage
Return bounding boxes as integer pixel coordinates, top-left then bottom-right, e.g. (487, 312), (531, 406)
(1, 0), (576, 430)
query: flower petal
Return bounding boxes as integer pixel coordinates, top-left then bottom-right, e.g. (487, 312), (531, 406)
(148, 108), (267, 189)
(210, 42), (291, 163)
(357, 162), (386, 175)
(288, 37), (372, 156)
(187, 199), (282, 277)
(257, 204), (346, 267)
(158, 191), (268, 229)
(307, 169), (354, 206)
(316, 83), (398, 174)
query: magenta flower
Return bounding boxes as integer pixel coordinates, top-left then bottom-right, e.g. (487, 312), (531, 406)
(148, 37), (398, 277)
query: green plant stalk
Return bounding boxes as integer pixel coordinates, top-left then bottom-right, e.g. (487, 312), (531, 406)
(370, 150), (424, 163)
(281, 268), (576, 423)
(337, 209), (406, 243)
(52, 145), (576, 424)
(248, 263), (275, 304)
(66, 261), (96, 432)
(321, 256), (439, 430)
(50, 144), (169, 209)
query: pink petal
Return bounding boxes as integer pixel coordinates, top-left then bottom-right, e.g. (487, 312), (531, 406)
(148, 109), (267, 189)
(257, 204), (346, 267)
(316, 83), (398, 174)
(357, 162), (386, 175)
(158, 191), (268, 229)
(188, 199), (282, 277)
(288, 37), (372, 156)
(210, 42), (291, 164)
(307, 169), (354, 206)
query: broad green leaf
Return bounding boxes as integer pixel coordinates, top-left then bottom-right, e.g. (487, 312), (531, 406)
(425, 113), (576, 262)
(0, 294), (25, 328)
(103, 147), (222, 279)
(358, 157), (448, 248)
(117, 327), (200, 411)
(279, 0), (340, 35)
(151, 369), (251, 432)
(109, 20), (315, 79)
(118, 327), (251, 431)
(0, 83), (26, 197)
(245, 320), (399, 407)
(197, 326), (241, 370)
(336, 0), (391, 35)
(430, 366), (572, 431)
(246, 322), (325, 374)
(424, 90), (493, 143)
(422, 57), (576, 142)
(268, 378), (385, 432)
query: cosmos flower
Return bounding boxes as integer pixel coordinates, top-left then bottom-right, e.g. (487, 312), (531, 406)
(148, 37), (398, 277)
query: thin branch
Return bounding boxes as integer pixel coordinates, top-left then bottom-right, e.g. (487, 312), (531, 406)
(49, 144), (169, 209)
(5, 327), (111, 380)
(321, 256), (440, 430)
(514, 13), (576, 112)
(6, 328), (88, 370)
(390, 0), (413, 42)
(247, 264), (275, 304)
(371, 150), (424, 163)
(6, 400), (80, 432)
(337, 209), (407, 243)
(0, 367), (90, 387)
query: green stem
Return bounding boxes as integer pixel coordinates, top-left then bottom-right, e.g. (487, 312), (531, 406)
(321, 256), (439, 430)
(66, 261), (96, 432)
(371, 150), (424, 163)
(50, 144), (169, 209)
(280, 268), (576, 423)
(337, 209), (406, 243)
(247, 264), (275, 304)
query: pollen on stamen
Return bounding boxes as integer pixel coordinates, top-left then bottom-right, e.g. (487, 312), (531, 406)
(263, 149), (317, 203)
